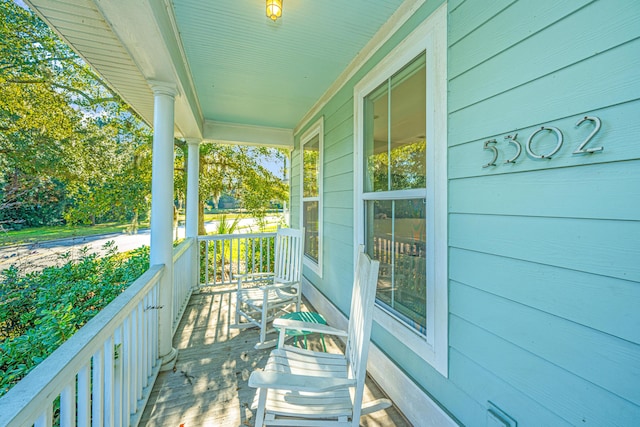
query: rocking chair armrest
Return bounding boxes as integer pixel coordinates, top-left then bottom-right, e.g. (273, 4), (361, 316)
(237, 272), (275, 288)
(259, 281), (298, 291)
(249, 370), (356, 392)
(273, 318), (348, 337)
(237, 272), (275, 281)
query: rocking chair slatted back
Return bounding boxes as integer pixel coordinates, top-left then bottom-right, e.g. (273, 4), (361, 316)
(346, 249), (380, 423)
(235, 227), (304, 348)
(273, 227), (304, 284)
(248, 248), (386, 426)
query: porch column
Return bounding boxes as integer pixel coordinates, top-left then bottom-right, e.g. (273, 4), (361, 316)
(149, 81), (178, 371)
(185, 138), (200, 239)
(185, 138), (200, 289)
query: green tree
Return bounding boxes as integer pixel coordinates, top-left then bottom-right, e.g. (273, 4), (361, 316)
(174, 142), (288, 235)
(2, 0), (285, 236)
(368, 140), (426, 191)
(0, 0), (152, 230)
(62, 114), (152, 227)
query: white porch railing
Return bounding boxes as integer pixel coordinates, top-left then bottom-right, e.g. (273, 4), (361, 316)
(0, 237), (197, 427)
(172, 238), (197, 335)
(199, 232), (276, 287)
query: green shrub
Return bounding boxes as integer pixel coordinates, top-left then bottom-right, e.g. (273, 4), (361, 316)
(0, 244), (149, 397)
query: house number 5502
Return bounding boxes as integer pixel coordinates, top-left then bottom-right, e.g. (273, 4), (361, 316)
(482, 116), (603, 168)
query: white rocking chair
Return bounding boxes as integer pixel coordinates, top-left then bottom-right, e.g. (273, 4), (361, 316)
(234, 227), (304, 349)
(249, 249), (391, 426)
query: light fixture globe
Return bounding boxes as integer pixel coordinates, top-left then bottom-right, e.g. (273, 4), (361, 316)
(266, 0), (283, 21)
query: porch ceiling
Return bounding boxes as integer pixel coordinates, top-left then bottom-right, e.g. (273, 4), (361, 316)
(24, 0), (408, 147)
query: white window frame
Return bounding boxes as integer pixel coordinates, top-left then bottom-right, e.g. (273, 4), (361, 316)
(353, 4), (448, 377)
(300, 117), (324, 277)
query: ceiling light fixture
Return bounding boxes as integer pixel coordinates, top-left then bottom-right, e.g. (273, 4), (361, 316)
(266, 0), (283, 21)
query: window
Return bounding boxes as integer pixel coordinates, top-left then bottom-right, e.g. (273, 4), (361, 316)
(364, 54), (428, 333)
(300, 118), (323, 276)
(354, 5), (448, 376)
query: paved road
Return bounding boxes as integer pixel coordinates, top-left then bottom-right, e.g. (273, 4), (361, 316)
(0, 216), (281, 273)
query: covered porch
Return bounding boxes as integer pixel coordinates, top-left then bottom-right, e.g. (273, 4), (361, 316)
(139, 284), (408, 426)
(1, 0), (434, 425)
(4, 0), (640, 425)
(0, 233), (409, 426)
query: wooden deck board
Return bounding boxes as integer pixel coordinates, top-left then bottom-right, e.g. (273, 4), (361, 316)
(140, 288), (411, 427)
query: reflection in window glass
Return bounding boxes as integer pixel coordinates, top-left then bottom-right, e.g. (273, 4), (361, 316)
(303, 201), (319, 263)
(364, 54), (426, 193)
(303, 135), (319, 198)
(390, 56), (426, 190)
(363, 52), (428, 335)
(364, 82), (389, 193)
(366, 199), (426, 332)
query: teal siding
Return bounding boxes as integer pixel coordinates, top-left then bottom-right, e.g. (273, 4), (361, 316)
(446, 0), (640, 424)
(449, 0), (593, 80)
(451, 282), (639, 405)
(450, 248), (639, 347)
(289, 147), (300, 228)
(449, 100), (640, 180)
(292, 0), (640, 425)
(449, 37), (640, 145)
(450, 214), (640, 282)
(294, 89), (358, 306)
(449, 348), (573, 426)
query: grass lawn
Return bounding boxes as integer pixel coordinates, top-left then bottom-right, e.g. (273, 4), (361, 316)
(1, 212), (282, 247)
(0, 222), (146, 247)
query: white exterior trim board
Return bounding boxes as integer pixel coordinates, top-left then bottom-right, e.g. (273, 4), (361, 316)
(299, 117), (324, 277)
(352, 3), (449, 377)
(203, 120), (294, 148)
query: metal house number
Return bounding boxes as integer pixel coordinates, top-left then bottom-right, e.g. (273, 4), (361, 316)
(482, 115), (603, 168)
(526, 126), (563, 159)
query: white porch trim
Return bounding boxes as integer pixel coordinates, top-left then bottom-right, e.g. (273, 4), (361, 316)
(185, 138), (200, 291)
(185, 138), (200, 239)
(301, 278), (459, 427)
(149, 81), (178, 371)
(203, 120), (293, 148)
(299, 117), (324, 277)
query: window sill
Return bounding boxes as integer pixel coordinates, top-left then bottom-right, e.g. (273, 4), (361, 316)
(373, 304), (448, 377)
(303, 256), (322, 278)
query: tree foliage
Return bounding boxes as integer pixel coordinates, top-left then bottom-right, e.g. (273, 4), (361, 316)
(1, 0), (287, 235)
(367, 140), (426, 191)
(175, 142), (288, 234)
(0, 0), (152, 230)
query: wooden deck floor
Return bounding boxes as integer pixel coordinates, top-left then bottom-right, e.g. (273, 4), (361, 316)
(139, 287), (412, 427)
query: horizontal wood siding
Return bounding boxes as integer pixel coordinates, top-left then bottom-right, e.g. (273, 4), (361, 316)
(289, 146), (301, 228)
(293, 0), (640, 425)
(318, 89), (356, 306)
(447, 0), (640, 425)
(292, 83), (357, 308)
(449, 99), (640, 180)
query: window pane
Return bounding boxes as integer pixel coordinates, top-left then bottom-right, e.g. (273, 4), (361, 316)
(390, 55), (426, 190)
(363, 82), (389, 193)
(363, 53), (426, 193)
(303, 201), (319, 262)
(303, 135), (319, 197)
(366, 199), (393, 305)
(366, 198), (426, 334)
(392, 199), (427, 331)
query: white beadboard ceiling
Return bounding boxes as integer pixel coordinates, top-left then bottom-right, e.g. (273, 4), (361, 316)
(24, 0), (410, 145)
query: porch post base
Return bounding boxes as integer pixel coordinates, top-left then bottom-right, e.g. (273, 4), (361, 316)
(159, 347), (178, 371)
